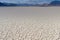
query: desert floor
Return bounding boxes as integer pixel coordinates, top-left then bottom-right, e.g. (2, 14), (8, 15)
(0, 7), (60, 40)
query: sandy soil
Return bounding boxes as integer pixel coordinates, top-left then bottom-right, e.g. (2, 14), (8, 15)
(0, 7), (60, 40)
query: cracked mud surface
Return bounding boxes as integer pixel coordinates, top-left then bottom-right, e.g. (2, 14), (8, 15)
(0, 7), (60, 40)
(0, 18), (60, 40)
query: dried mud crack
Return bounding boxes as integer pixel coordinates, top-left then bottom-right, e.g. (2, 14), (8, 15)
(0, 21), (60, 40)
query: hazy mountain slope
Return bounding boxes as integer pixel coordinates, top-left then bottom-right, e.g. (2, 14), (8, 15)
(49, 0), (60, 6)
(0, 0), (60, 6)
(0, 2), (19, 6)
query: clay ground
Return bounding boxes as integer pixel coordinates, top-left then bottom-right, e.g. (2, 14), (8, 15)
(0, 7), (60, 40)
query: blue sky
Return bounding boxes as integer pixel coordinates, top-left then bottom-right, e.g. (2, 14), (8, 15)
(0, 0), (59, 4)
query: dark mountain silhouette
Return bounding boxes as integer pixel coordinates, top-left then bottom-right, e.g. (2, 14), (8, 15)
(1, 0), (60, 7)
(49, 0), (60, 6)
(0, 2), (19, 6)
(0, 2), (41, 6)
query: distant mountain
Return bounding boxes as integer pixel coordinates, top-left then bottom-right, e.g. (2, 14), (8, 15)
(0, 2), (41, 6)
(1, 0), (60, 7)
(0, 2), (18, 6)
(0, 2), (49, 7)
(49, 0), (60, 6)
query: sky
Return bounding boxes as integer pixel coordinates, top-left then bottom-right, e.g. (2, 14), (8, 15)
(0, 0), (59, 4)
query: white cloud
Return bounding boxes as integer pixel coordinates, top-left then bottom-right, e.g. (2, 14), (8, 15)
(0, 0), (56, 4)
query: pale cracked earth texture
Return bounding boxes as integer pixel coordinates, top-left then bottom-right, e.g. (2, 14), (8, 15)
(0, 20), (60, 40)
(0, 7), (60, 40)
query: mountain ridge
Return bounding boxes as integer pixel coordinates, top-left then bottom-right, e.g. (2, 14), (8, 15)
(0, 0), (60, 6)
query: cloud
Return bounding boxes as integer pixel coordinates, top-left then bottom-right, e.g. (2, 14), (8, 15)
(0, 0), (55, 4)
